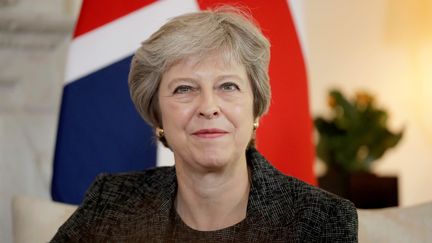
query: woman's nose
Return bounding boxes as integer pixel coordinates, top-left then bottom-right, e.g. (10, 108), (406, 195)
(198, 91), (220, 119)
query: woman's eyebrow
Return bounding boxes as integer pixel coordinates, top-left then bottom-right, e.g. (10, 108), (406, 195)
(166, 78), (196, 89)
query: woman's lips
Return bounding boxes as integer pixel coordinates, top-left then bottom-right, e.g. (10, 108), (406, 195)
(192, 128), (228, 138)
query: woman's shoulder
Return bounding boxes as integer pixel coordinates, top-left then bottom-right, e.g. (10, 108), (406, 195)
(248, 147), (355, 213)
(278, 173), (347, 202)
(269, 173), (358, 241)
(248, 148), (357, 241)
(264, 172), (357, 241)
(259, 160), (356, 216)
(96, 166), (175, 186)
(281, 174), (356, 215)
(89, 166), (176, 198)
(50, 166), (176, 242)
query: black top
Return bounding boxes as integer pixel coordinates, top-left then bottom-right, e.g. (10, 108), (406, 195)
(51, 148), (358, 242)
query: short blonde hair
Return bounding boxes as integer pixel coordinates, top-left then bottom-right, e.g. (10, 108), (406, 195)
(129, 6), (271, 146)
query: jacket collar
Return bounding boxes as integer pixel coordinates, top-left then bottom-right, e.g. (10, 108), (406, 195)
(246, 147), (295, 227)
(149, 148), (295, 228)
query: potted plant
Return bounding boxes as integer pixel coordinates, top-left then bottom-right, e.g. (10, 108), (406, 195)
(314, 89), (403, 208)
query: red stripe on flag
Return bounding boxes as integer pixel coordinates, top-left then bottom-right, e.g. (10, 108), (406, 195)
(198, 0), (316, 185)
(73, 0), (157, 37)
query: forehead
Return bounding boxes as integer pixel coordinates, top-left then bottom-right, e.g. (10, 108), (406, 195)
(164, 51), (246, 77)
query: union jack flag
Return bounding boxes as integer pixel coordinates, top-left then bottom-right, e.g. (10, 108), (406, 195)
(52, 0), (315, 205)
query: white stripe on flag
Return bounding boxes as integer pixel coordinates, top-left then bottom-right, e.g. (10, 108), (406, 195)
(65, 0), (200, 84)
(157, 141), (175, 167)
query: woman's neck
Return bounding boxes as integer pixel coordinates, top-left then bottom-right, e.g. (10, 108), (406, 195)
(174, 158), (250, 231)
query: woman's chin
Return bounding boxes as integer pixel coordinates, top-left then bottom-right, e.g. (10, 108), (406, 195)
(173, 142), (245, 172)
(193, 149), (244, 172)
(196, 153), (229, 169)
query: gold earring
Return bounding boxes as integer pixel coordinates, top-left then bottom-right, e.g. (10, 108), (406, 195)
(253, 122), (259, 131)
(156, 127), (164, 138)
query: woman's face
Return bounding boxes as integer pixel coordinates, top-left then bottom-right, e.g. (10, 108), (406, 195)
(158, 53), (255, 172)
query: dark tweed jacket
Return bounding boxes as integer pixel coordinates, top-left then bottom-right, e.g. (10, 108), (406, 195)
(51, 148), (358, 242)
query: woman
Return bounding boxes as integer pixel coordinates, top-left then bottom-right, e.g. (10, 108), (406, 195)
(52, 7), (357, 242)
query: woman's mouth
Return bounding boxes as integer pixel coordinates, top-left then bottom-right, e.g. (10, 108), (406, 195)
(192, 128), (228, 138)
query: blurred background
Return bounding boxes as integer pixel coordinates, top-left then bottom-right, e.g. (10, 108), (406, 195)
(291, 0), (432, 208)
(1, 0), (431, 242)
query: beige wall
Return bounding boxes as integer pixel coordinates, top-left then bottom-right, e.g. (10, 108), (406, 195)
(290, 0), (432, 206)
(0, 1), (82, 242)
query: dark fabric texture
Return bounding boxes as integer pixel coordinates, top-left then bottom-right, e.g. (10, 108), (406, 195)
(51, 148), (358, 242)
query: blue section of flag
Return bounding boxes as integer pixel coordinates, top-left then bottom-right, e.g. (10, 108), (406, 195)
(52, 55), (157, 205)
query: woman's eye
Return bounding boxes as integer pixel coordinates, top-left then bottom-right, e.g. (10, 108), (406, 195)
(220, 82), (239, 91)
(173, 85), (194, 94)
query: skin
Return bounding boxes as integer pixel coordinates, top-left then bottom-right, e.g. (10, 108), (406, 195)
(158, 53), (256, 230)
